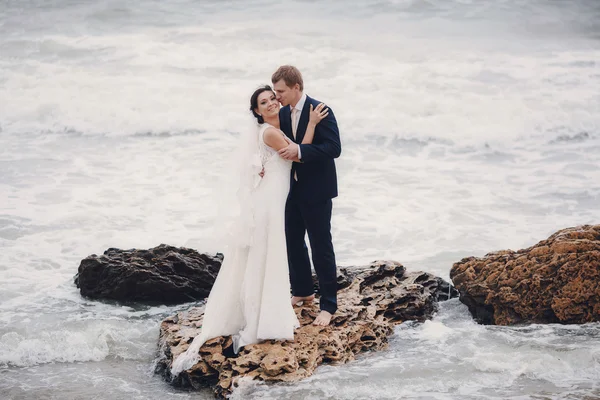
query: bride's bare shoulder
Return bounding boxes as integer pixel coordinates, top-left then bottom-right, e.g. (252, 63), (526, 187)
(262, 126), (288, 150)
(263, 126), (284, 139)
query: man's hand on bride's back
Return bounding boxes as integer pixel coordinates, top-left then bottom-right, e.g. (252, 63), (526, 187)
(309, 103), (329, 126)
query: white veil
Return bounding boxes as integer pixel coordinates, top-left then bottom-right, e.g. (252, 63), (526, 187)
(170, 120), (263, 376)
(224, 121), (264, 249)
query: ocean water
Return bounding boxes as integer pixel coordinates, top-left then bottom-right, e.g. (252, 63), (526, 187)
(1, 0), (600, 398)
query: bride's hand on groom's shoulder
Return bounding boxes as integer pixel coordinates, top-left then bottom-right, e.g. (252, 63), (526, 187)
(309, 103), (329, 126)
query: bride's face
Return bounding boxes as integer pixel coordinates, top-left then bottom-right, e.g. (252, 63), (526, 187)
(256, 91), (280, 119)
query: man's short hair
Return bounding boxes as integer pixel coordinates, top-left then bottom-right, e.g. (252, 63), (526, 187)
(271, 65), (304, 91)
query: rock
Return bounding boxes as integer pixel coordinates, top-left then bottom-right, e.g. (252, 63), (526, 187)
(74, 244), (223, 304)
(450, 224), (600, 325)
(155, 260), (457, 397)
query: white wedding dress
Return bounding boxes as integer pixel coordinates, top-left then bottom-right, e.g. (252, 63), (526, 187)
(171, 123), (300, 375)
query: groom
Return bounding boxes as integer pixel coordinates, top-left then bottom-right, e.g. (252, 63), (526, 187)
(272, 65), (341, 326)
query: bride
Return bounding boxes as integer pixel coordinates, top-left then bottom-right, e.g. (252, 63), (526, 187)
(171, 85), (329, 375)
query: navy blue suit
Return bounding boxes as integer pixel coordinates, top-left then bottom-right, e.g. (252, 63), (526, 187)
(280, 95), (341, 314)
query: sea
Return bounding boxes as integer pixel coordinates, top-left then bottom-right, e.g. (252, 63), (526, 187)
(1, 0), (600, 399)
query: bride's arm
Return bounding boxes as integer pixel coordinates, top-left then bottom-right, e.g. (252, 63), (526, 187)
(301, 103), (329, 145)
(264, 127), (291, 151)
(264, 128), (302, 163)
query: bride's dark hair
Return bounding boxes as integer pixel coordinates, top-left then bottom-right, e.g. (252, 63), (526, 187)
(250, 85), (276, 124)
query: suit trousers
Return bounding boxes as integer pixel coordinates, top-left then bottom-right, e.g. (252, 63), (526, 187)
(285, 183), (337, 314)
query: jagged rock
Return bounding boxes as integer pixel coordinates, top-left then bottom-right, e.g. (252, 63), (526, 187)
(450, 224), (600, 325)
(74, 244), (223, 304)
(155, 260), (457, 397)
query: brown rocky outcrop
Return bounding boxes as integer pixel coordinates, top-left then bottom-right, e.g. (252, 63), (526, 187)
(450, 224), (600, 325)
(155, 260), (457, 397)
(74, 244), (223, 304)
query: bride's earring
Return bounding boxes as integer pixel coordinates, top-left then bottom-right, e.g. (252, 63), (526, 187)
(258, 114), (262, 117)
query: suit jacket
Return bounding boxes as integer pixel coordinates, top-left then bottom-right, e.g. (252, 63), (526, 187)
(279, 95), (341, 203)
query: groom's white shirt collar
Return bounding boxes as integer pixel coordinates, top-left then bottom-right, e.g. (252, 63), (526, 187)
(291, 92), (307, 113)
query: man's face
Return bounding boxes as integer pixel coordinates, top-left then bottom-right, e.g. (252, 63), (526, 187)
(273, 79), (298, 107)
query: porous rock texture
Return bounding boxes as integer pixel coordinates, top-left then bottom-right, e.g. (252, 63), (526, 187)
(156, 260), (457, 397)
(450, 224), (600, 325)
(74, 244), (223, 304)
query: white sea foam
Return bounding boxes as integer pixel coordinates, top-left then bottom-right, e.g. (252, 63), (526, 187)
(0, 1), (598, 144)
(0, 319), (158, 367)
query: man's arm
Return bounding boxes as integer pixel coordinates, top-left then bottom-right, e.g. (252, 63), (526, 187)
(266, 129), (301, 163)
(298, 108), (341, 163)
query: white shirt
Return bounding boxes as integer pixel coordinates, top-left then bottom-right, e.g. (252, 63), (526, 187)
(290, 92), (307, 160)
